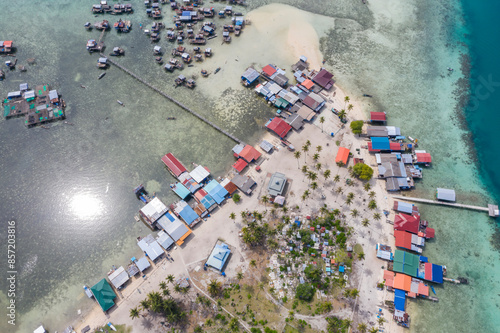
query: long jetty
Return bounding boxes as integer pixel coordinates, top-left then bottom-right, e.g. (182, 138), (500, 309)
(392, 195), (499, 217)
(101, 54), (243, 144)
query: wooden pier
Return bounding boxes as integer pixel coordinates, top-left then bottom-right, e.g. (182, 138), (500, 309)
(101, 54), (243, 144)
(392, 195), (499, 217)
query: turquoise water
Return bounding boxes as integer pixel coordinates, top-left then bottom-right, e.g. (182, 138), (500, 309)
(0, 0), (499, 332)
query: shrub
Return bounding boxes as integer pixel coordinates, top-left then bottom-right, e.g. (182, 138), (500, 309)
(295, 283), (316, 302)
(350, 120), (364, 135)
(352, 163), (374, 180)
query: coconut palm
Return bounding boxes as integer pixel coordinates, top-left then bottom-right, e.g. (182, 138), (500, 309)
(294, 150), (301, 168)
(282, 206), (288, 214)
(302, 165), (309, 174)
(240, 211), (247, 219)
(250, 259), (256, 267)
(344, 95), (350, 108)
(319, 116), (325, 132)
(346, 197), (352, 205)
(130, 307), (140, 320)
(358, 252), (365, 260)
(324, 169), (331, 181)
(313, 153), (320, 161)
(369, 191), (376, 199)
(140, 299), (150, 312)
(351, 209), (358, 217)
(373, 212), (381, 220)
(368, 200), (377, 210)
(308, 172), (318, 182)
(338, 109), (347, 121)
(306, 139), (311, 147)
(369, 327), (378, 333)
(237, 272), (244, 280)
(311, 182), (318, 191)
(302, 144), (309, 162)
(229, 212), (236, 220)
(166, 274), (175, 284)
(364, 183), (371, 192)
(334, 174), (340, 182)
(316, 145), (322, 153)
(159, 281), (167, 290)
(162, 287), (171, 297)
(350, 288), (359, 298)
(208, 279), (221, 297)
(174, 284), (182, 293)
(336, 186), (343, 194)
(316, 163), (322, 171)
(261, 195), (269, 208)
(332, 209), (341, 216)
(361, 218), (370, 227)
(358, 323), (367, 333)
(377, 317), (386, 325)
(347, 192), (355, 200)
(347, 103), (353, 112)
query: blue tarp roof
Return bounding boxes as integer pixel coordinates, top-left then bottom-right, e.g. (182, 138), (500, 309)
(394, 289), (406, 311)
(204, 179), (228, 204)
(172, 183), (191, 199)
(206, 242), (231, 271)
(371, 137), (390, 150)
(431, 264), (444, 283)
(199, 192), (216, 210)
(178, 205), (199, 226)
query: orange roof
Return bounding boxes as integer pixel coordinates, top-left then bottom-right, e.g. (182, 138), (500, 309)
(223, 181), (237, 194)
(239, 145), (262, 163)
(4, 41), (12, 47)
(383, 270), (394, 287)
(418, 283), (429, 297)
(301, 79), (314, 90)
(393, 273), (412, 291)
(176, 228), (192, 246)
(335, 147), (350, 165)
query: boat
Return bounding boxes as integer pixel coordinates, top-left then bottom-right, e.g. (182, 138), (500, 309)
(167, 117), (176, 120)
(117, 100), (124, 106)
(447, 67), (454, 72)
(98, 72), (106, 80)
(204, 48), (212, 57)
(430, 285), (436, 295)
(186, 79), (196, 89)
(175, 74), (186, 86)
(155, 56), (163, 64)
(201, 69), (208, 77)
(107, 322), (117, 332)
(214, 67), (221, 74)
(110, 47), (125, 56)
(83, 285), (93, 298)
(363, 94), (372, 97)
(0, 69), (4, 81)
(94, 20), (110, 30)
(84, 22), (93, 30)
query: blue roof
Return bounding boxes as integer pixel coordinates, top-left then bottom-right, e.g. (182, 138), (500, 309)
(242, 68), (260, 84)
(339, 266), (345, 273)
(165, 211), (177, 222)
(419, 256), (428, 263)
(206, 242), (231, 271)
(394, 289), (406, 311)
(431, 264), (444, 283)
(204, 179), (228, 204)
(172, 182), (191, 199)
(178, 205), (199, 226)
(371, 137), (390, 150)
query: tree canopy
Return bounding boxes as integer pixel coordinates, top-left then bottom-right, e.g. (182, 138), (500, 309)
(295, 283), (316, 302)
(352, 163), (374, 180)
(350, 120), (364, 135)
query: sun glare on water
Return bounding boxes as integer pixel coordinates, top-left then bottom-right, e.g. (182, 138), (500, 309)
(69, 194), (103, 219)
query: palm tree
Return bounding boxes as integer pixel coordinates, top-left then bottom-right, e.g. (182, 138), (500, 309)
(166, 274), (175, 284)
(373, 212), (381, 220)
(229, 212), (236, 221)
(162, 287), (171, 297)
(250, 259), (256, 267)
(303, 190), (310, 199)
(294, 150), (301, 168)
(174, 284), (182, 293)
(282, 206), (288, 214)
(334, 174), (340, 182)
(338, 109), (346, 122)
(369, 327), (379, 333)
(130, 307), (140, 320)
(346, 197), (352, 205)
(316, 145), (322, 153)
(237, 272), (244, 280)
(361, 218), (370, 227)
(377, 317), (386, 326)
(347, 192), (355, 200)
(311, 182), (318, 191)
(369, 191), (376, 199)
(350, 289), (359, 298)
(344, 95), (350, 108)
(358, 252), (365, 260)
(319, 116), (325, 132)
(332, 208), (341, 216)
(347, 103), (353, 112)
(159, 281), (167, 290)
(351, 209), (358, 217)
(306, 139), (311, 147)
(336, 186), (343, 194)
(313, 153), (320, 161)
(302, 144), (309, 162)
(324, 169), (331, 181)
(358, 323), (367, 333)
(240, 211), (247, 219)
(208, 279), (222, 297)
(368, 200), (377, 210)
(363, 183), (371, 192)
(309, 172), (318, 182)
(301, 165), (309, 174)
(140, 299), (150, 312)
(261, 195), (269, 208)
(316, 163), (322, 171)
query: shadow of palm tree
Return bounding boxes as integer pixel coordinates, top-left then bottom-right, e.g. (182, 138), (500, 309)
(141, 317), (153, 330)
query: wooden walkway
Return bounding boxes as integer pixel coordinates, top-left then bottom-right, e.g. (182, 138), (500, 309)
(102, 54), (242, 144)
(392, 195), (499, 217)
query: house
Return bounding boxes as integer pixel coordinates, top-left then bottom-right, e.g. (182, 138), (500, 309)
(90, 278), (117, 312)
(241, 67), (260, 86)
(302, 92), (325, 112)
(156, 230), (175, 250)
(301, 79), (314, 91)
(232, 144), (262, 163)
(292, 57), (309, 72)
(220, 178), (238, 194)
(268, 172), (287, 197)
(171, 182), (191, 200)
(157, 210), (192, 245)
(137, 234), (164, 261)
(285, 113), (304, 130)
(370, 111), (387, 123)
(392, 250), (444, 284)
(377, 161), (406, 178)
(135, 256), (151, 272)
(231, 174), (256, 195)
(265, 117), (292, 138)
(393, 201), (419, 214)
(335, 147), (350, 165)
(0, 41), (13, 53)
(272, 73), (289, 87)
(232, 158), (248, 173)
(312, 68), (334, 90)
(204, 179), (229, 204)
(366, 126), (389, 137)
(139, 197), (169, 227)
(262, 64), (277, 78)
(394, 230), (425, 253)
(173, 200), (203, 226)
(296, 105), (315, 122)
(260, 140), (274, 153)
(368, 138), (404, 153)
(161, 153), (188, 178)
(108, 266), (129, 289)
(436, 188), (455, 202)
(415, 152), (432, 164)
(376, 243), (394, 261)
(394, 213), (435, 238)
(189, 165), (211, 183)
(178, 172), (201, 193)
(206, 241), (231, 271)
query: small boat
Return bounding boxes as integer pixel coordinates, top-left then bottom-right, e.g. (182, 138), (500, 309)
(167, 117), (176, 120)
(430, 285), (436, 295)
(98, 72), (106, 80)
(84, 22), (93, 30)
(214, 67), (221, 74)
(41, 125), (50, 130)
(117, 100), (124, 106)
(362, 94), (372, 97)
(155, 56), (163, 64)
(64, 121), (74, 126)
(201, 69), (209, 77)
(107, 322), (117, 332)
(83, 285), (93, 298)
(447, 67), (454, 72)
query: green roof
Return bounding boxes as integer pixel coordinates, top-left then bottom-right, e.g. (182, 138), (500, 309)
(91, 278), (116, 312)
(393, 250), (418, 277)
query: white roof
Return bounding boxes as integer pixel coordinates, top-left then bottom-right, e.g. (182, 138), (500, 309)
(108, 266), (129, 289)
(189, 165), (210, 183)
(135, 256), (150, 272)
(34, 326), (46, 333)
(219, 178), (230, 187)
(140, 197), (168, 223)
(437, 188), (456, 202)
(156, 230), (175, 250)
(137, 234), (164, 261)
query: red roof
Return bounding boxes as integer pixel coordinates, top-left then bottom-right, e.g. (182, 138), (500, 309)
(335, 147), (350, 165)
(390, 142), (404, 151)
(424, 227), (435, 238)
(394, 230), (413, 250)
(262, 64), (277, 77)
(223, 181), (237, 194)
(239, 145), (262, 163)
(4, 41), (13, 47)
(312, 68), (334, 90)
(370, 112), (386, 122)
(161, 153), (187, 177)
(424, 263), (432, 281)
(394, 213), (419, 234)
(416, 153), (432, 163)
(266, 117), (292, 138)
(301, 79), (314, 90)
(194, 189), (209, 201)
(232, 158), (248, 173)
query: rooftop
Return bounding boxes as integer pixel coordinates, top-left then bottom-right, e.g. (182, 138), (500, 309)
(268, 172), (287, 197)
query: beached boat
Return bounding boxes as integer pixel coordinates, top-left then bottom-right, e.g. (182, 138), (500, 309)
(153, 45), (162, 55)
(194, 54), (203, 62)
(150, 32), (160, 42)
(166, 30), (177, 42)
(181, 53), (192, 63)
(155, 56), (164, 65)
(169, 58), (184, 69)
(193, 47), (201, 54)
(214, 67), (221, 74)
(201, 69), (209, 77)
(98, 72), (106, 80)
(204, 48), (212, 57)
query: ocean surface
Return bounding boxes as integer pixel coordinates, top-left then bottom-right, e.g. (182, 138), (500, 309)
(0, 0), (498, 332)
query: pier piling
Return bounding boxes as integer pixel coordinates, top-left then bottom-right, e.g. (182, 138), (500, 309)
(102, 54), (243, 144)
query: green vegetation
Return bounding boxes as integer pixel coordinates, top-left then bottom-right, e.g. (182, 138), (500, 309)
(326, 316), (351, 333)
(349, 120), (364, 135)
(295, 283), (316, 302)
(233, 193), (241, 203)
(352, 163), (374, 180)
